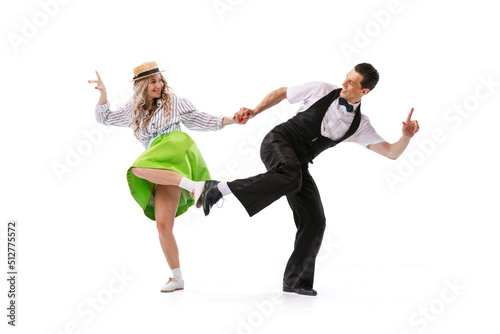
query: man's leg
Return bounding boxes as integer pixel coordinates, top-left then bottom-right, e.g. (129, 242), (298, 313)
(227, 130), (303, 216)
(283, 168), (326, 293)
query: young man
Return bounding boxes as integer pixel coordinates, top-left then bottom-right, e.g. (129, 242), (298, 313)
(201, 63), (419, 296)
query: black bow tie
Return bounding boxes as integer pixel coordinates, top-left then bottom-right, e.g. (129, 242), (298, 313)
(339, 98), (354, 113)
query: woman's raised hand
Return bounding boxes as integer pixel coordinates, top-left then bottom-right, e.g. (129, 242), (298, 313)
(88, 70), (106, 93)
(89, 70), (107, 105)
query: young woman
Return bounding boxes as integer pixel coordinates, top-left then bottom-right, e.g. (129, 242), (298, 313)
(89, 61), (239, 293)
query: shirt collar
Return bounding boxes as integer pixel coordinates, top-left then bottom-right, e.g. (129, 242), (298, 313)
(350, 101), (360, 111)
(338, 99), (360, 113)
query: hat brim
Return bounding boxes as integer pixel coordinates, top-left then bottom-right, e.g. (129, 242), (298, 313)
(130, 70), (166, 82)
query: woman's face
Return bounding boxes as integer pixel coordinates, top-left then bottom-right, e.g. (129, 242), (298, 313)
(146, 73), (164, 101)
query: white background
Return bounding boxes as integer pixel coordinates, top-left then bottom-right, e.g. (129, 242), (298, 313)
(1, 0), (499, 333)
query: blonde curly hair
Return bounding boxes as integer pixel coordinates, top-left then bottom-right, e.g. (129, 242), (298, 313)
(130, 73), (175, 137)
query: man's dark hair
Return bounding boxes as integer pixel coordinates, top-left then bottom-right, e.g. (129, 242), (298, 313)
(354, 63), (379, 91)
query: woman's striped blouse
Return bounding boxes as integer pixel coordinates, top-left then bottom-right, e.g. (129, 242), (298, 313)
(95, 96), (224, 148)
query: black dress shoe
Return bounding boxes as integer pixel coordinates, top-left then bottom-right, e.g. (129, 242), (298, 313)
(283, 281), (317, 296)
(201, 180), (222, 216)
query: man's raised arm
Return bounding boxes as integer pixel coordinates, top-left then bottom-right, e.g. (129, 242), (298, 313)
(368, 108), (420, 160)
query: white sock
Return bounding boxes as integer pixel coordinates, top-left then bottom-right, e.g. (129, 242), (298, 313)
(171, 267), (183, 280)
(178, 177), (196, 192)
(217, 182), (232, 196)
(192, 181), (205, 197)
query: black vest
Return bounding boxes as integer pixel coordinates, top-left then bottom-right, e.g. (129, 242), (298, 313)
(279, 88), (361, 163)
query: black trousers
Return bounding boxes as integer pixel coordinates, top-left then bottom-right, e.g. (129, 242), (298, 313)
(228, 125), (326, 289)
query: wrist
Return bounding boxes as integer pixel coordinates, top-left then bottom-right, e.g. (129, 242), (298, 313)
(401, 134), (412, 141)
(222, 116), (236, 127)
(98, 96), (108, 105)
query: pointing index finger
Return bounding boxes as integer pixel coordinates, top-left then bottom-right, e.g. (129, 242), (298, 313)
(406, 108), (414, 122)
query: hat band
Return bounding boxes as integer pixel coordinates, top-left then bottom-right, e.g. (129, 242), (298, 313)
(133, 68), (160, 80)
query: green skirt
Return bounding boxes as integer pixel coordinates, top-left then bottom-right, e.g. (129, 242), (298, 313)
(126, 131), (211, 220)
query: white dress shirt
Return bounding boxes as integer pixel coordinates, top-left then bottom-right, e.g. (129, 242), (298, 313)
(287, 82), (385, 147)
(95, 96), (224, 148)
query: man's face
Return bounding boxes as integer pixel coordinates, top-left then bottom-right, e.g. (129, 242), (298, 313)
(340, 68), (370, 103)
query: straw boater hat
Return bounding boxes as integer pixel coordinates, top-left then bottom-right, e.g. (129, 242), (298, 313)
(131, 61), (165, 82)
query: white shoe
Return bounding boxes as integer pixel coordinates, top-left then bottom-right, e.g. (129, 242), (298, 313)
(191, 182), (206, 208)
(160, 277), (184, 293)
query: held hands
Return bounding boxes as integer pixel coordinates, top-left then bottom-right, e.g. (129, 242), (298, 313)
(402, 108), (419, 138)
(233, 107), (255, 125)
(222, 107), (255, 127)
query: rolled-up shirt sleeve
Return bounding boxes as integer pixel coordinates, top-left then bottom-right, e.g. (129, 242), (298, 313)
(177, 98), (223, 131)
(287, 81), (334, 104)
(95, 101), (132, 127)
(345, 115), (386, 148)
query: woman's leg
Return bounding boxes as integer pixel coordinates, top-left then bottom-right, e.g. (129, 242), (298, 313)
(154, 184), (182, 269)
(155, 185), (185, 292)
(133, 167), (205, 207)
(132, 167), (182, 186)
